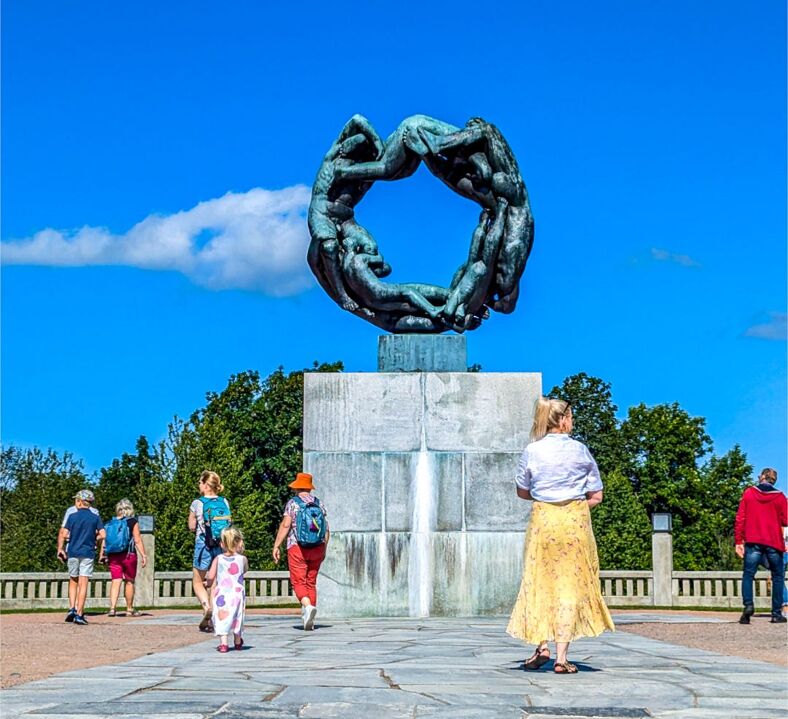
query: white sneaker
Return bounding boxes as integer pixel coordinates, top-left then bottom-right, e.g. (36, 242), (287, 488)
(304, 604), (317, 631)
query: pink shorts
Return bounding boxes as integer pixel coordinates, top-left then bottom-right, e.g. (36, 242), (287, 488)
(108, 552), (138, 581)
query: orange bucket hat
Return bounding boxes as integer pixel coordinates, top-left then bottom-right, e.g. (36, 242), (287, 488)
(289, 472), (314, 491)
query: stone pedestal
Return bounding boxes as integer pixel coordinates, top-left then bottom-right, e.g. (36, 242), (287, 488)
(378, 334), (467, 372)
(303, 368), (541, 617)
(652, 532), (673, 607)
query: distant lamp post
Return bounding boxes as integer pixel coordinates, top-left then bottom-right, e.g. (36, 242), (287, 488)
(652, 513), (672, 533)
(137, 514), (155, 534)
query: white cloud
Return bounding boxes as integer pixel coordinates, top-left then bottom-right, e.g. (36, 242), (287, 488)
(744, 312), (788, 341)
(0, 185), (314, 295)
(650, 247), (701, 268)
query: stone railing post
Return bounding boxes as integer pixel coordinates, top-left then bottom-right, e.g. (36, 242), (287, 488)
(135, 515), (155, 608)
(651, 513), (673, 607)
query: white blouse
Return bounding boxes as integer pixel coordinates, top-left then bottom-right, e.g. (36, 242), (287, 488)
(515, 433), (603, 503)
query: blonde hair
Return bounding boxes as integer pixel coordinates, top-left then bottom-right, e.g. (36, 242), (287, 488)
(200, 470), (224, 494)
(115, 498), (135, 518)
(220, 526), (245, 554)
(530, 396), (571, 442)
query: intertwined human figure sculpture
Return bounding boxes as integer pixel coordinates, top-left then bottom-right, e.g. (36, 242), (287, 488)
(307, 115), (534, 333)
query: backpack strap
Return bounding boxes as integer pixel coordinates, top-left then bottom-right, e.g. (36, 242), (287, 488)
(292, 495), (308, 510)
(197, 497), (210, 535)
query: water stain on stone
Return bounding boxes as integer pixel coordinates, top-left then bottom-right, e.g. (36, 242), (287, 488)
(387, 534), (406, 577)
(345, 534), (378, 588)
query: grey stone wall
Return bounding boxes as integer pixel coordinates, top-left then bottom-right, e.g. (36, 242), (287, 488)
(303, 371), (541, 617)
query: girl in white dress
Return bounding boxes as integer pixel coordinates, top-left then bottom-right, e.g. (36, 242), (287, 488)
(205, 526), (248, 652)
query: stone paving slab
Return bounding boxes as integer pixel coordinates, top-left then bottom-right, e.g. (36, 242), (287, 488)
(1, 615), (785, 719)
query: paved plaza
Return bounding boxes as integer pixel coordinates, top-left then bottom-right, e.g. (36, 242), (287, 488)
(1, 614), (786, 719)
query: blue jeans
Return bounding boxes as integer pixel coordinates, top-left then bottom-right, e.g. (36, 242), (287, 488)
(742, 544), (785, 617)
(784, 553), (788, 606)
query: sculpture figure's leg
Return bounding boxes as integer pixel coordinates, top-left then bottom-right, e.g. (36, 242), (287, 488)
(418, 125), (486, 156)
(338, 114), (385, 159)
(491, 206), (533, 313)
(399, 285), (445, 319)
(336, 144), (420, 181)
(469, 152), (492, 184)
(445, 200), (507, 322)
(319, 237), (359, 311)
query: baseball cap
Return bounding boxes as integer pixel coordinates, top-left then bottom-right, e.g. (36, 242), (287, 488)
(74, 489), (95, 502)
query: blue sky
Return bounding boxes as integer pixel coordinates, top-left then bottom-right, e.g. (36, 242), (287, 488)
(2, 1), (786, 488)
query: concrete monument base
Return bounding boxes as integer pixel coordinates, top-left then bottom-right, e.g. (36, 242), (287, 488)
(304, 361), (541, 617)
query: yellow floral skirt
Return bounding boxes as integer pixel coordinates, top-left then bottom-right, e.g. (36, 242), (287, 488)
(507, 499), (615, 644)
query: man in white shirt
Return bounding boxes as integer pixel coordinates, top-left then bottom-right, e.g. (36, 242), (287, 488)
(58, 489), (100, 622)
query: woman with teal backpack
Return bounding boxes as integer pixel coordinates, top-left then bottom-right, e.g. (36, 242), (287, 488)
(188, 470), (232, 632)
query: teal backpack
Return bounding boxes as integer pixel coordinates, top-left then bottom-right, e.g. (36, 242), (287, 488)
(293, 496), (327, 548)
(200, 496), (232, 549)
(104, 517), (131, 554)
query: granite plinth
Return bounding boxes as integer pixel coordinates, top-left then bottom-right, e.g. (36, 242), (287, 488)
(303, 370), (541, 617)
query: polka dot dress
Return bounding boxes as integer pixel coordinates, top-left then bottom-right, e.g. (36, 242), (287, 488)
(212, 554), (246, 637)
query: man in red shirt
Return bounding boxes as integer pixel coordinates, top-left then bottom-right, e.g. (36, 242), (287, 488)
(734, 468), (787, 624)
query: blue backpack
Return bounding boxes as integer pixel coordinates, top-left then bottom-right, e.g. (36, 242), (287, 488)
(200, 496), (232, 549)
(293, 496), (327, 548)
(104, 517), (131, 554)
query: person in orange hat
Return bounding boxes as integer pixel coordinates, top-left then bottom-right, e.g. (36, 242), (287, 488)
(273, 472), (330, 630)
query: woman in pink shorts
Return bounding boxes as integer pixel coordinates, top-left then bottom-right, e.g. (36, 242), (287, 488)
(99, 499), (148, 616)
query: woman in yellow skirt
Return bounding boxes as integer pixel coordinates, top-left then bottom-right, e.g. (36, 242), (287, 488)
(507, 397), (615, 674)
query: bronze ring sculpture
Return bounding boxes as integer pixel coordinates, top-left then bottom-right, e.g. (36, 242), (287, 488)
(307, 114), (534, 333)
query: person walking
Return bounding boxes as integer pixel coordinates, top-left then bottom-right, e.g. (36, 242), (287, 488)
(188, 470), (232, 632)
(734, 467), (787, 624)
(273, 472), (329, 631)
(58, 489), (100, 621)
(507, 397), (615, 674)
(204, 526), (248, 653)
(99, 499), (148, 616)
(57, 490), (106, 625)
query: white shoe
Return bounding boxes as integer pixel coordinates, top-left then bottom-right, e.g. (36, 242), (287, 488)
(303, 604), (317, 631)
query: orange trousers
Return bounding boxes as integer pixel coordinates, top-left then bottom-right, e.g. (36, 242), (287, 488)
(287, 543), (326, 606)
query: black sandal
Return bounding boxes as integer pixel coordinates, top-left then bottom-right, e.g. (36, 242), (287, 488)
(553, 661), (578, 674)
(524, 647), (551, 670)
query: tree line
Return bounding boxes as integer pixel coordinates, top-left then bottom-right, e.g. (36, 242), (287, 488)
(0, 366), (752, 572)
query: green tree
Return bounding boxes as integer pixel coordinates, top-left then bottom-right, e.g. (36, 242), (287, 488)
(692, 445), (752, 569)
(591, 469), (652, 569)
(618, 403), (751, 569)
(0, 447), (89, 571)
(94, 435), (162, 519)
(619, 402), (711, 516)
(152, 361), (343, 571)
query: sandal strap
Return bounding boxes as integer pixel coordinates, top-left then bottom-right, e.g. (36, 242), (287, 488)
(554, 661), (578, 673)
